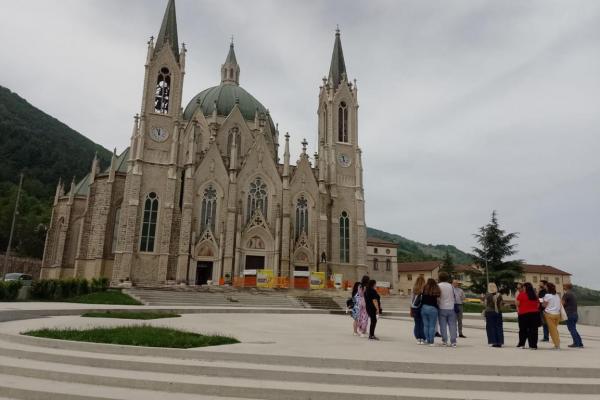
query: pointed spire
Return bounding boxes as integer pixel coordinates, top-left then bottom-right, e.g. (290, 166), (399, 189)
(328, 26), (347, 89)
(89, 153), (99, 184)
(221, 40), (240, 85)
(155, 0), (180, 61)
(283, 132), (290, 177)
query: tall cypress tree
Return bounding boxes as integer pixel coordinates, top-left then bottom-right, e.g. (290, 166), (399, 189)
(440, 249), (455, 277)
(467, 211), (523, 294)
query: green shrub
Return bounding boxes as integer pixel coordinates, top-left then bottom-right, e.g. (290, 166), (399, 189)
(31, 277), (110, 301)
(0, 280), (23, 301)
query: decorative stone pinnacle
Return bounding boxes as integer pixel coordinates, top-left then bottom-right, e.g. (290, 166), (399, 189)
(301, 138), (308, 153)
(285, 132), (290, 140)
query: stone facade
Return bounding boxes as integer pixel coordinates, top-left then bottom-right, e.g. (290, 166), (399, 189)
(365, 238), (399, 291)
(41, 0), (368, 287)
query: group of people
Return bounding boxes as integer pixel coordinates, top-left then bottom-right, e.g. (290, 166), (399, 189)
(410, 272), (466, 346)
(349, 275), (382, 340)
(486, 280), (584, 350)
(351, 272), (584, 351)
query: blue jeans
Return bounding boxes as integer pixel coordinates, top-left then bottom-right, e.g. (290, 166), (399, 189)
(412, 308), (425, 340)
(421, 305), (438, 344)
(438, 308), (458, 344)
(567, 313), (583, 347)
(485, 311), (504, 345)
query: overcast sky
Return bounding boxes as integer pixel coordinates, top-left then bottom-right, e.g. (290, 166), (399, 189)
(1, 0), (599, 287)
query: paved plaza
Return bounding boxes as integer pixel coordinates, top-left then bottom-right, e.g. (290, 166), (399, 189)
(1, 302), (600, 399)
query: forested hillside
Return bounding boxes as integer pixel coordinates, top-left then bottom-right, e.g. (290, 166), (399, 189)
(366, 227), (474, 264)
(0, 86), (111, 258)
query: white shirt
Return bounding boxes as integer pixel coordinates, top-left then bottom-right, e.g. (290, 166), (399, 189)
(438, 282), (455, 310)
(543, 293), (561, 314)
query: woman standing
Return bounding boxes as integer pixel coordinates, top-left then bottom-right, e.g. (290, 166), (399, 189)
(421, 278), (441, 346)
(364, 279), (382, 340)
(357, 275), (370, 336)
(350, 282), (361, 335)
(516, 282), (541, 349)
(542, 282), (562, 349)
(485, 282), (504, 348)
(411, 276), (426, 344)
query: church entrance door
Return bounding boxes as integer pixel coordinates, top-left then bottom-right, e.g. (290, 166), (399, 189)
(195, 261), (213, 285)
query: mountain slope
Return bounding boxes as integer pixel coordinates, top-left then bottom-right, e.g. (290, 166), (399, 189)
(0, 86), (111, 258)
(0, 85), (111, 198)
(366, 226), (473, 264)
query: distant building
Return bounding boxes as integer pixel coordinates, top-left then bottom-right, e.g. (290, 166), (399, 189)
(397, 261), (441, 295)
(365, 238), (398, 290)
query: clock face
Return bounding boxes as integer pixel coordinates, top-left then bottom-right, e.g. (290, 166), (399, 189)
(150, 127), (169, 142)
(337, 153), (351, 168)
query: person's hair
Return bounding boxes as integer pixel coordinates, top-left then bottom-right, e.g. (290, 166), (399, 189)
(540, 280), (548, 286)
(367, 279), (376, 289)
(487, 282), (498, 294)
(438, 271), (449, 283)
(351, 281), (360, 297)
(524, 282), (537, 301)
(413, 276), (426, 295)
(563, 283), (573, 290)
(361, 275), (370, 286)
(423, 278), (441, 296)
(546, 282), (556, 295)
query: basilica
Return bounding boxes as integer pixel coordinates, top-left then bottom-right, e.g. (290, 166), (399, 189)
(41, 0), (367, 287)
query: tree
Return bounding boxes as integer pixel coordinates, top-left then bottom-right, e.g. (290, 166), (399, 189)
(467, 211), (523, 294)
(439, 249), (455, 277)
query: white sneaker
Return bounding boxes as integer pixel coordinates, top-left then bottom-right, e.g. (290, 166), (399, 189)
(429, 343), (436, 347)
(451, 343), (457, 348)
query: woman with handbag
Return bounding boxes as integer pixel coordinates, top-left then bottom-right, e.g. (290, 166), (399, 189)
(542, 282), (562, 349)
(411, 276), (426, 344)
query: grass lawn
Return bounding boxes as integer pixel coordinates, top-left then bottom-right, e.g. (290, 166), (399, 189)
(23, 325), (239, 348)
(66, 290), (142, 305)
(81, 311), (180, 320)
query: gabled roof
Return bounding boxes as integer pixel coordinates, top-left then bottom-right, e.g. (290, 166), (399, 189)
(155, 0), (179, 60)
(328, 28), (347, 89)
(367, 237), (398, 248)
(71, 173), (91, 196)
(523, 264), (571, 276)
(397, 261), (442, 272)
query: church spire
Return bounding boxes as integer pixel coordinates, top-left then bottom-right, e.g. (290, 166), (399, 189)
(155, 0), (179, 61)
(221, 39), (240, 85)
(328, 26), (347, 89)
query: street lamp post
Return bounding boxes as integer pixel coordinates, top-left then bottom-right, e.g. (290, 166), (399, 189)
(3, 173), (24, 280)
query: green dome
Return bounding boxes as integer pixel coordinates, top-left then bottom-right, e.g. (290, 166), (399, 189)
(183, 84), (269, 122)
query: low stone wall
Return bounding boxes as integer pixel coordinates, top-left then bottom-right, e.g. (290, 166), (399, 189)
(0, 254), (42, 279)
(579, 306), (600, 327)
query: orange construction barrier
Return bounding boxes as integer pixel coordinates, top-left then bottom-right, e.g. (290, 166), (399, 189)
(376, 287), (390, 296)
(294, 277), (309, 289)
(273, 277), (290, 289)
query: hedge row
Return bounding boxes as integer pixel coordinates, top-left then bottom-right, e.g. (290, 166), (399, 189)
(31, 277), (110, 301)
(0, 281), (23, 301)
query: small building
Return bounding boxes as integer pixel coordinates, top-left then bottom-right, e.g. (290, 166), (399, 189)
(520, 264), (571, 295)
(396, 261), (441, 296)
(365, 238), (399, 291)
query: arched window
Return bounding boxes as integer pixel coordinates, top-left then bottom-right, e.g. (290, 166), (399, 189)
(338, 101), (348, 142)
(386, 259), (391, 272)
(247, 177), (268, 221)
(200, 185), (217, 233)
(111, 206), (121, 254)
(154, 67), (171, 114)
(295, 196), (309, 240)
(339, 211), (350, 263)
(373, 258), (379, 271)
(140, 192), (159, 252)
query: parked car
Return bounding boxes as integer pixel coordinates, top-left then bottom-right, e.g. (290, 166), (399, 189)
(2, 273), (33, 286)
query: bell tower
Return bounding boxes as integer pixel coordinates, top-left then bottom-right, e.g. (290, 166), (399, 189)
(317, 28), (366, 279)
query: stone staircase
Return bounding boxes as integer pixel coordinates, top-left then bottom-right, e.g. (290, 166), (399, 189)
(0, 331), (599, 400)
(125, 287), (409, 312)
(126, 288), (305, 308)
